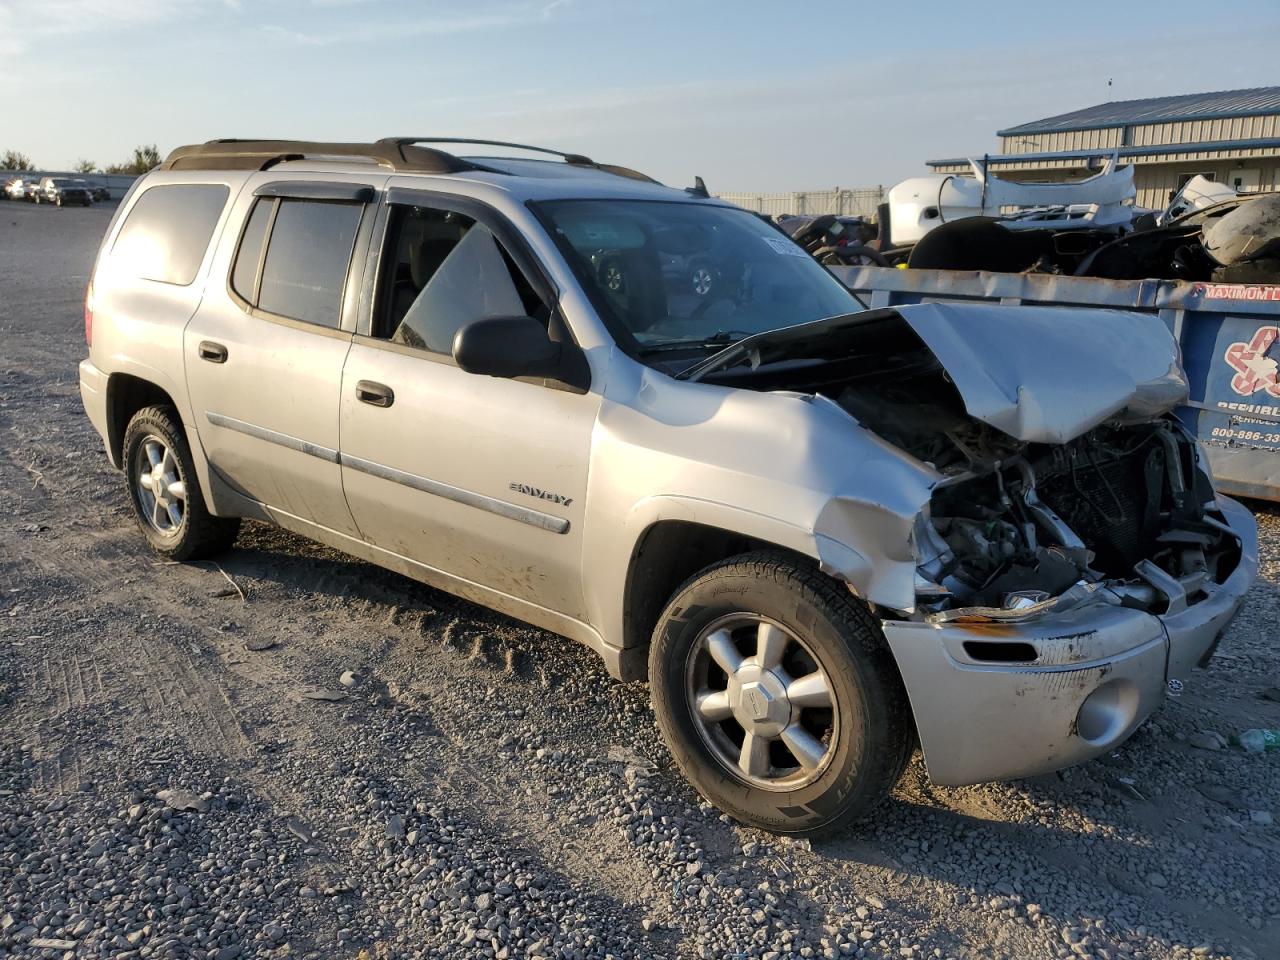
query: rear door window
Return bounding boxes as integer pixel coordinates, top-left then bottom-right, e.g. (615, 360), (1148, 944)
(233, 198), (363, 329)
(111, 184), (230, 285)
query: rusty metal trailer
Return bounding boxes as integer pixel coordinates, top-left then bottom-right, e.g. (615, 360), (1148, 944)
(832, 266), (1280, 502)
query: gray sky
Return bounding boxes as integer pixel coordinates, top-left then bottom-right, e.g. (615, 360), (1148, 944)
(3, 0), (1279, 189)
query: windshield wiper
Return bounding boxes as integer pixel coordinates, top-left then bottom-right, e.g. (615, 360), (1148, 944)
(637, 330), (749, 354)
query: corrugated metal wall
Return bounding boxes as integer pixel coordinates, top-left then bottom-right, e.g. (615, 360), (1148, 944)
(715, 187), (885, 217)
(1133, 162), (1280, 209)
(1000, 127), (1123, 153)
(1130, 114), (1280, 146)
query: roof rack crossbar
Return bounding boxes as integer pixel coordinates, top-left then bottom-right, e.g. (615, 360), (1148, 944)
(380, 138), (658, 183)
(379, 137), (595, 166)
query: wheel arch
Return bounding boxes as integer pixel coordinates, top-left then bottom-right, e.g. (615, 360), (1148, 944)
(102, 370), (242, 519)
(105, 373), (180, 468)
(618, 514), (820, 676)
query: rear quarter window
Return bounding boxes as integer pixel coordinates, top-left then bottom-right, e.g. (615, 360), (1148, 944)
(110, 183), (230, 286)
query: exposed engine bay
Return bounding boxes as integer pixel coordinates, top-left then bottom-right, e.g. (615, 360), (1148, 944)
(908, 421), (1239, 615)
(690, 306), (1242, 618)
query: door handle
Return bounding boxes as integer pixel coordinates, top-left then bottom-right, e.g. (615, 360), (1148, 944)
(198, 341), (228, 364)
(355, 380), (395, 408)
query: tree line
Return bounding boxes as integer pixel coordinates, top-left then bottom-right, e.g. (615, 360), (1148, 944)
(1, 145), (163, 175)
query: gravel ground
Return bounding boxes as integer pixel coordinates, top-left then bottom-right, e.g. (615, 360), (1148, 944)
(1, 200), (1278, 960)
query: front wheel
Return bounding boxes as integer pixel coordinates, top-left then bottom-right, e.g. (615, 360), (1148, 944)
(122, 405), (240, 561)
(649, 552), (914, 835)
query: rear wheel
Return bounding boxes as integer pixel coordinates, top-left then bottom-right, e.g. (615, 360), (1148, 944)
(649, 551), (913, 835)
(122, 405), (240, 560)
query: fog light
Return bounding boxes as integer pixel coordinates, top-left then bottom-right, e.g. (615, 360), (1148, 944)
(1075, 679), (1141, 745)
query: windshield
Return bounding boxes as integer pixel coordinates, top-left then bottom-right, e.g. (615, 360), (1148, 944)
(534, 199), (857, 353)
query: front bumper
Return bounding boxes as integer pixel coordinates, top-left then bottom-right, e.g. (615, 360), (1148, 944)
(882, 496), (1258, 786)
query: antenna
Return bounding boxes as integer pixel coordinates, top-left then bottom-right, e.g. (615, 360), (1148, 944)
(685, 175), (709, 199)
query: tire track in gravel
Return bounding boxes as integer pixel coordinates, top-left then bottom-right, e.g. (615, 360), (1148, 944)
(1, 452), (677, 955)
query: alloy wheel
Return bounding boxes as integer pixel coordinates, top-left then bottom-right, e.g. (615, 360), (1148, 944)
(134, 435), (187, 536)
(685, 614), (838, 790)
(691, 266), (714, 296)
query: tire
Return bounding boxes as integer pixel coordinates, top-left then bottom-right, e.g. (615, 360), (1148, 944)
(122, 405), (240, 561)
(689, 260), (715, 297)
(598, 257), (627, 295)
(56, 196), (62, 207)
(649, 551), (914, 836)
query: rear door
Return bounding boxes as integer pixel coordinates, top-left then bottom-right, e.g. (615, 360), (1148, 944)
(338, 190), (597, 619)
(183, 179), (378, 534)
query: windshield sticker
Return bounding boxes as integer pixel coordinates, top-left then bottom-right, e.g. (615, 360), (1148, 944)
(762, 236), (809, 258)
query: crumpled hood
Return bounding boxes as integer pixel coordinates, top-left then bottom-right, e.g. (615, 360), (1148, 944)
(896, 302), (1188, 444)
(683, 302), (1188, 446)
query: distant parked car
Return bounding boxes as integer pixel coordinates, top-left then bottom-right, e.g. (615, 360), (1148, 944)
(37, 177), (93, 207)
(90, 184), (111, 202)
(24, 180), (41, 202)
(3, 177), (27, 201)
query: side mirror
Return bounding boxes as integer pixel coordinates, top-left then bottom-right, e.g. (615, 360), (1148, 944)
(452, 315), (562, 380)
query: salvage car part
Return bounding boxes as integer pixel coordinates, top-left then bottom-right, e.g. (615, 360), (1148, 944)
(888, 153), (1136, 245)
(1202, 192), (1280, 266)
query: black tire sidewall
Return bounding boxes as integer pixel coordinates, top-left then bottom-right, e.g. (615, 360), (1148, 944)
(651, 559), (900, 835)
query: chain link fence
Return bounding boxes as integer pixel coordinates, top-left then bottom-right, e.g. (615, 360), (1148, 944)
(714, 187), (885, 218)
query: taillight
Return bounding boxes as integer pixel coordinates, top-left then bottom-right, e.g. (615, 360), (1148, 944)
(84, 282), (94, 347)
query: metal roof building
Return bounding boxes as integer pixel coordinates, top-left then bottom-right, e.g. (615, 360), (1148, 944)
(928, 86), (1280, 209)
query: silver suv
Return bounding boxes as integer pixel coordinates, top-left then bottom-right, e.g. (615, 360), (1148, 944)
(80, 138), (1258, 835)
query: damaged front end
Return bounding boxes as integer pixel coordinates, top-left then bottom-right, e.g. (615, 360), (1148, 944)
(910, 419), (1241, 625)
(689, 302), (1258, 786)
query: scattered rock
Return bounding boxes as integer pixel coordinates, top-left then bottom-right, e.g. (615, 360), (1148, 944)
(339, 670), (360, 687)
(1147, 872), (1169, 888)
(301, 688), (347, 702)
(244, 636), (277, 652)
(1186, 731), (1224, 751)
(1197, 783), (1243, 808)
(156, 788), (210, 813)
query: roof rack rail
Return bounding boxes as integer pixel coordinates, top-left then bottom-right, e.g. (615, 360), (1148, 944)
(160, 139), (476, 174)
(159, 137), (660, 184)
(378, 137), (658, 183)
(379, 137), (596, 166)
